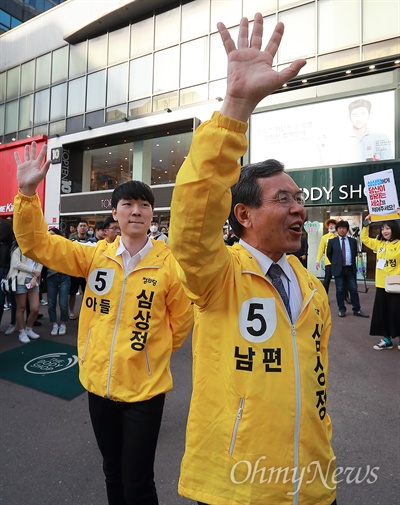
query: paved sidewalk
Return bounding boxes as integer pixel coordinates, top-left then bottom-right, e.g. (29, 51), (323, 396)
(0, 283), (399, 505)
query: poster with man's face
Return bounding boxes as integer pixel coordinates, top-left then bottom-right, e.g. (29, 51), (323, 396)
(250, 90), (395, 169)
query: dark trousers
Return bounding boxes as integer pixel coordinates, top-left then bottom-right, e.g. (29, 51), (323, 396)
(334, 266), (360, 313)
(198, 501), (337, 505)
(322, 265), (333, 293)
(88, 392), (165, 505)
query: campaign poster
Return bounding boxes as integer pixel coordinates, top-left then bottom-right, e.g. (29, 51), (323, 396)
(250, 90), (395, 170)
(364, 169), (399, 221)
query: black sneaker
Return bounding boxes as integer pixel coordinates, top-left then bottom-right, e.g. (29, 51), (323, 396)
(338, 311), (346, 317)
(373, 339), (393, 351)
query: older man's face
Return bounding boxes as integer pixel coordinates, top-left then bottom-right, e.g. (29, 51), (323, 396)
(239, 172), (306, 262)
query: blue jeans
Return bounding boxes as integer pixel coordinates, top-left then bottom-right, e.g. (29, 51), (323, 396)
(46, 273), (70, 323)
(334, 266), (360, 313)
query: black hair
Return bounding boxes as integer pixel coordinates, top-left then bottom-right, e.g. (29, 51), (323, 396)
(229, 159), (285, 238)
(377, 220), (400, 241)
(336, 220), (350, 231)
(104, 216), (118, 229)
(0, 220), (14, 243)
(94, 221), (105, 231)
(111, 180), (155, 209)
(49, 227), (62, 236)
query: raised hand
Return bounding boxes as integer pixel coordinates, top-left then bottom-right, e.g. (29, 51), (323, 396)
(218, 14), (307, 122)
(14, 141), (51, 196)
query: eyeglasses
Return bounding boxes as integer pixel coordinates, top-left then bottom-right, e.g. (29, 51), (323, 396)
(274, 191), (306, 207)
(106, 226), (120, 231)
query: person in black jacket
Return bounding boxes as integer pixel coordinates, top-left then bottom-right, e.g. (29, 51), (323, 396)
(326, 220), (369, 318)
(0, 220), (17, 334)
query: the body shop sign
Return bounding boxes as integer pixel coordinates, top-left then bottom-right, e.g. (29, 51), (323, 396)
(0, 136), (47, 216)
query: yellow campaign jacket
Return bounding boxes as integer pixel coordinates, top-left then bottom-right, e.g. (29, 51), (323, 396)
(316, 232), (337, 266)
(361, 226), (400, 288)
(13, 192), (193, 402)
(170, 112), (336, 505)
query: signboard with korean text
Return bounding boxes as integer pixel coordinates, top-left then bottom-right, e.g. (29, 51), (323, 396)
(364, 169), (399, 221)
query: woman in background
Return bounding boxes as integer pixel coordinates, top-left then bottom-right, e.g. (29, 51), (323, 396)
(361, 212), (400, 350)
(9, 240), (42, 344)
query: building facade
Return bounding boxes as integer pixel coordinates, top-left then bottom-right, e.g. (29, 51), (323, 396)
(0, 0), (399, 279)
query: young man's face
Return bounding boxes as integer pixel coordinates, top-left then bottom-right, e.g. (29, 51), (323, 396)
(96, 228), (106, 240)
(350, 107), (369, 130)
(237, 172), (306, 263)
(112, 199), (152, 240)
(77, 222), (88, 237)
(328, 225), (336, 234)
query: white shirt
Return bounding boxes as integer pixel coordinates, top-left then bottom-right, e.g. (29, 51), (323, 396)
(116, 237), (153, 274)
(239, 239), (303, 322)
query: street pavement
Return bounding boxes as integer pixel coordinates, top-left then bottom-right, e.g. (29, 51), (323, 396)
(0, 283), (399, 505)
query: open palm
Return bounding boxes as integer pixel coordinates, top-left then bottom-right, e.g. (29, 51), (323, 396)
(14, 142), (51, 195)
(218, 15), (306, 121)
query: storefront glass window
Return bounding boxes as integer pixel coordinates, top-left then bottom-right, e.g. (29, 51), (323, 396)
(181, 0), (209, 42)
(0, 105), (4, 135)
(180, 84), (208, 106)
(180, 37), (208, 88)
(67, 77), (86, 116)
(130, 17), (153, 58)
(69, 41), (87, 78)
(0, 73), (5, 102)
(107, 63), (128, 107)
(129, 55), (153, 101)
(108, 26), (129, 65)
(35, 53), (51, 90)
(21, 60), (35, 96)
(82, 130), (192, 193)
(153, 91), (178, 112)
(50, 83), (67, 120)
(129, 97), (152, 117)
(34, 89), (50, 124)
(88, 35), (107, 73)
(87, 70), (106, 111)
(278, 3), (315, 62)
(19, 94), (34, 130)
(155, 6), (180, 50)
(52, 46), (68, 84)
(6, 67), (19, 100)
(154, 46), (179, 94)
(5, 101), (18, 134)
(318, 0), (359, 53)
(106, 105), (127, 123)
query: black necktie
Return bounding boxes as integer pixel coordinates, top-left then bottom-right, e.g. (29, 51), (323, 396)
(268, 264), (292, 323)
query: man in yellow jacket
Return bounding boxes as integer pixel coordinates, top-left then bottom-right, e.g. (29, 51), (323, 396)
(316, 218), (338, 293)
(13, 156), (193, 504)
(170, 14), (336, 505)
